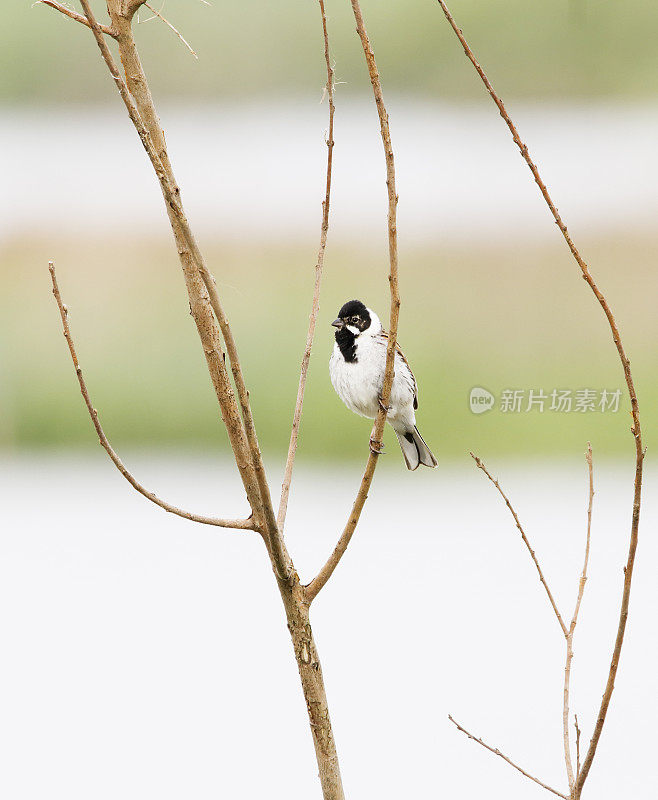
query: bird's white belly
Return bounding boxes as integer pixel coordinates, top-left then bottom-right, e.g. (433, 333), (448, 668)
(329, 346), (381, 418)
(329, 338), (416, 423)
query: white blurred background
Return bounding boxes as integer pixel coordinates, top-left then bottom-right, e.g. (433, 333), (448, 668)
(1, 455), (656, 798)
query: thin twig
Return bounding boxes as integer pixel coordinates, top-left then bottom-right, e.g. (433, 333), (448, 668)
(575, 714), (581, 782)
(436, 4), (644, 792)
(277, 0), (335, 533)
(470, 452), (567, 637)
(563, 444), (594, 790)
(572, 444), (594, 634)
(448, 716), (568, 799)
(304, 0), (400, 604)
(142, 2), (198, 59)
(37, 0), (117, 37)
(49, 262), (254, 532)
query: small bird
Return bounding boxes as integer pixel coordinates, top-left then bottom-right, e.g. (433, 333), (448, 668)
(329, 299), (438, 470)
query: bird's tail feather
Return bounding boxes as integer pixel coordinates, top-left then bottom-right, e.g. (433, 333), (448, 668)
(394, 426), (438, 471)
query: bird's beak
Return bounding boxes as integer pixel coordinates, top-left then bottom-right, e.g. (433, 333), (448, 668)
(331, 318), (344, 329)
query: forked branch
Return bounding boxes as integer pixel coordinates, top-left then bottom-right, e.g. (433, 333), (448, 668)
(277, 0), (335, 533)
(49, 262), (254, 532)
(304, 0), (400, 604)
(38, 0), (117, 37)
(448, 716), (568, 800)
(436, 3), (644, 792)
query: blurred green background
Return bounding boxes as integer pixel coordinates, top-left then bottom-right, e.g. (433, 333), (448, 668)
(4, 0), (658, 103)
(1, 0), (656, 462)
(2, 234), (654, 461)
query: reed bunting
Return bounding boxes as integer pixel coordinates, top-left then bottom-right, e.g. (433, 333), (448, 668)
(329, 299), (438, 470)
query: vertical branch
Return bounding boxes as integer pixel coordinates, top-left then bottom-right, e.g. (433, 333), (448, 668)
(304, 0), (400, 604)
(563, 444), (594, 793)
(435, 4), (644, 791)
(277, 0), (335, 532)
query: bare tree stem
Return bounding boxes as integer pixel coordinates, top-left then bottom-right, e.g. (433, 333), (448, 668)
(278, 582), (345, 800)
(448, 716), (569, 799)
(436, 3), (644, 792)
(48, 262), (253, 532)
(305, 0), (400, 604)
(277, 0), (335, 533)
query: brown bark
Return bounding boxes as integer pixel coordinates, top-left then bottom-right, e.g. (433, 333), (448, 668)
(280, 583), (344, 799)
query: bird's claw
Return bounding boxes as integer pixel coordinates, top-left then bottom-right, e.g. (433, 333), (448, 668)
(370, 436), (385, 456)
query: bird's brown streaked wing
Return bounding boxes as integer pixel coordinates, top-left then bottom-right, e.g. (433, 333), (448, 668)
(379, 330), (419, 410)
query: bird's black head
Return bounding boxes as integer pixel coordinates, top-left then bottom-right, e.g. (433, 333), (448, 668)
(331, 299), (371, 334)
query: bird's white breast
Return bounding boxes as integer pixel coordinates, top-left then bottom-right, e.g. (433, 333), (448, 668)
(329, 334), (416, 425)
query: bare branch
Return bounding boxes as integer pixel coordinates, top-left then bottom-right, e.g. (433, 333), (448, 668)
(448, 716), (568, 799)
(36, 0), (117, 37)
(470, 452), (567, 637)
(277, 0), (335, 533)
(304, 0), (400, 604)
(563, 443), (594, 791)
(435, 4), (644, 791)
(141, 2), (198, 59)
(48, 262), (254, 532)
(77, 0), (282, 568)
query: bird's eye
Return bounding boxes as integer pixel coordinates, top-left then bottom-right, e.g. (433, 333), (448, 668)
(351, 316), (359, 324)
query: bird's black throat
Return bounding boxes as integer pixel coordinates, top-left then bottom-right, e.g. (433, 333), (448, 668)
(335, 326), (358, 363)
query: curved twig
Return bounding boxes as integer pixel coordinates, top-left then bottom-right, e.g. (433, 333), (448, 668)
(37, 0), (117, 37)
(277, 0), (335, 533)
(304, 0), (400, 604)
(448, 716), (568, 800)
(470, 452), (567, 637)
(49, 262), (254, 532)
(436, 4), (644, 792)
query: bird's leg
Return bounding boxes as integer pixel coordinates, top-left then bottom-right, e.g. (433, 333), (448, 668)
(370, 397), (390, 454)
